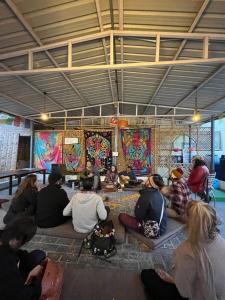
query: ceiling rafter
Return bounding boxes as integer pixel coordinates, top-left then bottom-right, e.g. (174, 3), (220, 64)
(0, 62), (65, 110)
(0, 91), (40, 113)
(118, 0), (124, 103)
(4, 0), (90, 107)
(94, 0), (115, 102)
(143, 0), (211, 113)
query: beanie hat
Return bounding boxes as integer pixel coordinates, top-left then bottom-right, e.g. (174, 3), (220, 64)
(170, 167), (184, 179)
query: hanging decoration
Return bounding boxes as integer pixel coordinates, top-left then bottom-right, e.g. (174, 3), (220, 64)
(84, 131), (112, 172)
(34, 131), (63, 171)
(120, 128), (151, 175)
(63, 144), (82, 172)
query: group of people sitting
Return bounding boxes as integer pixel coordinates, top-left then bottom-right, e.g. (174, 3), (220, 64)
(0, 155), (225, 299)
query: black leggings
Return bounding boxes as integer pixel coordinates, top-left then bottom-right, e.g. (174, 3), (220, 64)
(141, 269), (188, 300)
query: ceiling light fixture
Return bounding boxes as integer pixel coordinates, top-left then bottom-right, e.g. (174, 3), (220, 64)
(41, 92), (49, 121)
(192, 89), (201, 123)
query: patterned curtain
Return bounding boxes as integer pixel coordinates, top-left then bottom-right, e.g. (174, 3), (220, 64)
(120, 128), (151, 175)
(34, 131), (63, 172)
(84, 131), (112, 172)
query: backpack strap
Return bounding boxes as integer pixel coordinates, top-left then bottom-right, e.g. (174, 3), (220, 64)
(158, 193), (165, 226)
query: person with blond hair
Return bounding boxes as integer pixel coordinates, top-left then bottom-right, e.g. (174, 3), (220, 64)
(141, 201), (225, 300)
(4, 174), (38, 224)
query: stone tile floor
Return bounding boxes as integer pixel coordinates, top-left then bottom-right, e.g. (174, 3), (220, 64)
(1, 185), (225, 273)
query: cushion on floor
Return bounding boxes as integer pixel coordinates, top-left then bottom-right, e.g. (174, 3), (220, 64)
(37, 214), (125, 244)
(60, 267), (150, 300)
(127, 218), (186, 249)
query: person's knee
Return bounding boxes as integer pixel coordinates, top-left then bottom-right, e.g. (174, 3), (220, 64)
(118, 213), (126, 224)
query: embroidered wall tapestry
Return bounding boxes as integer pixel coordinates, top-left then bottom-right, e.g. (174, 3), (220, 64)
(34, 131), (63, 171)
(84, 131), (112, 171)
(63, 144), (81, 172)
(120, 128), (151, 175)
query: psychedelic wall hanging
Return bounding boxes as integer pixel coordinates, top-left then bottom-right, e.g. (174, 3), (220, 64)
(63, 144), (81, 172)
(120, 128), (151, 175)
(34, 131), (63, 172)
(84, 131), (112, 171)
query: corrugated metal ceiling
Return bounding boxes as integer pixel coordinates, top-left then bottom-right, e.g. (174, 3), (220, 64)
(0, 0), (225, 126)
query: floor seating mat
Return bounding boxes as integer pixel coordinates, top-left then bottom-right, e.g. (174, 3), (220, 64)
(127, 218), (186, 249)
(60, 266), (151, 300)
(37, 215), (125, 244)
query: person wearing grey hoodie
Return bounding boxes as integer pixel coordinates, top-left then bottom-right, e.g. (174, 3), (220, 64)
(63, 178), (109, 233)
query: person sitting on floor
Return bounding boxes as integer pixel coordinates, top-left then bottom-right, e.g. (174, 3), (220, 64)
(4, 174), (38, 225)
(187, 157), (209, 201)
(103, 164), (119, 188)
(63, 177), (109, 233)
(35, 173), (70, 228)
(0, 217), (46, 300)
(119, 165), (138, 187)
(80, 161), (101, 192)
(119, 174), (167, 237)
(165, 167), (191, 218)
(141, 200), (225, 300)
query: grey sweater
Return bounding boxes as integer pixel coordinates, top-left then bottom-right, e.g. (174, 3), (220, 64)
(172, 234), (225, 300)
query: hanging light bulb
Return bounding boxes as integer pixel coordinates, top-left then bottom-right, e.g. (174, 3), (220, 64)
(192, 89), (201, 122)
(41, 91), (49, 121)
(41, 113), (49, 121)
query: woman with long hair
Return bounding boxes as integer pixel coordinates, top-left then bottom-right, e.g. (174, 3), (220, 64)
(141, 201), (225, 300)
(4, 174), (38, 224)
(104, 165), (119, 186)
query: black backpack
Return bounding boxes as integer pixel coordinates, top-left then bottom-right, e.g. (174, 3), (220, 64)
(78, 220), (117, 260)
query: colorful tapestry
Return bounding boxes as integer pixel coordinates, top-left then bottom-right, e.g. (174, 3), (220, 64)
(0, 113), (30, 128)
(34, 132), (63, 171)
(63, 144), (81, 172)
(85, 131), (112, 171)
(120, 129), (151, 175)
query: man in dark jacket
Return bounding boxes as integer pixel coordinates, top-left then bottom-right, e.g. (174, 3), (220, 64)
(36, 173), (70, 228)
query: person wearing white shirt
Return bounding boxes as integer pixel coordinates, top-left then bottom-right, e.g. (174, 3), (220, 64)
(63, 178), (109, 233)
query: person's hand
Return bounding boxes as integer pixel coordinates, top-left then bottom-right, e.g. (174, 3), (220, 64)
(155, 269), (174, 283)
(24, 265), (43, 285)
(88, 173), (93, 177)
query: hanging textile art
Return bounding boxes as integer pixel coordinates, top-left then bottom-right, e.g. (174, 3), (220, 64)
(84, 131), (112, 171)
(63, 144), (81, 172)
(120, 128), (151, 175)
(34, 132), (63, 172)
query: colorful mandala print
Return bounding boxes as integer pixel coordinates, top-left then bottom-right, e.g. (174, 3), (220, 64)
(120, 129), (151, 175)
(34, 131), (63, 172)
(84, 131), (112, 171)
(63, 144), (81, 172)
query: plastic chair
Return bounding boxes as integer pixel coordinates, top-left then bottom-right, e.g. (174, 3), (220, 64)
(206, 173), (216, 207)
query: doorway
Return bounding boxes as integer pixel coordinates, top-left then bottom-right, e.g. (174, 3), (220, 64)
(17, 135), (31, 169)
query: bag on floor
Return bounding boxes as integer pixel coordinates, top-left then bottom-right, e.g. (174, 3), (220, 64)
(79, 220), (117, 259)
(142, 194), (165, 239)
(40, 258), (64, 300)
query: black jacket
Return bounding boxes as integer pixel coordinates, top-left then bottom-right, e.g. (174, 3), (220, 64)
(0, 245), (41, 300)
(4, 187), (37, 224)
(36, 184), (69, 228)
(135, 187), (167, 234)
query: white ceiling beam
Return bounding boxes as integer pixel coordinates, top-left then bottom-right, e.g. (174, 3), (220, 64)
(94, 0), (115, 102)
(118, 0), (124, 102)
(144, 0), (211, 110)
(4, 0), (90, 107)
(2, 30), (225, 61)
(0, 56), (225, 76)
